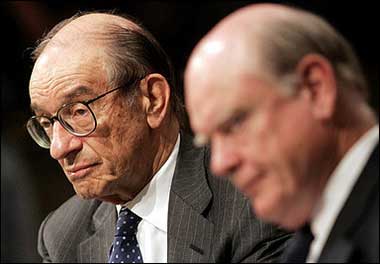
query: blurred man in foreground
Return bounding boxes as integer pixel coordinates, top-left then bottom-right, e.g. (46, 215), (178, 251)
(185, 3), (379, 262)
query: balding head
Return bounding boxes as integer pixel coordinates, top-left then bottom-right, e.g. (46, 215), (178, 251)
(185, 4), (297, 89)
(185, 3), (368, 120)
(32, 13), (141, 60)
(31, 12), (150, 89)
(30, 11), (185, 128)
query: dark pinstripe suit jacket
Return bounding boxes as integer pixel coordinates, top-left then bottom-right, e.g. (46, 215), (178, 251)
(38, 134), (291, 263)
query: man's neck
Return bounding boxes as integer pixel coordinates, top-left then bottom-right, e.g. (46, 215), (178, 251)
(336, 112), (377, 168)
(151, 119), (180, 177)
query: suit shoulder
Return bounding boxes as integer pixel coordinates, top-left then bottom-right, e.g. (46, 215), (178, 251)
(203, 146), (248, 203)
(201, 146), (292, 262)
(46, 195), (101, 227)
(201, 146), (252, 219)
(38, 196), (103, 253)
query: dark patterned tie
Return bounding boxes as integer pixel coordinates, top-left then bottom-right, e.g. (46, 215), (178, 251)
(108, 207), (144, 263)
(282, 224), (314, 263)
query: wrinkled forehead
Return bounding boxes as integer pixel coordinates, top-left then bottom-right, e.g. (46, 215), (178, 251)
(30, 42), (107, 88)
(28, 14), (139, 114)
(29, 13), (125, 90)
(29, 42), (110, 114)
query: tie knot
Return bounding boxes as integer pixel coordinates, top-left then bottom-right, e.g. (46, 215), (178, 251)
(282, 224), (315, 263)
(115, 207), (142, 237)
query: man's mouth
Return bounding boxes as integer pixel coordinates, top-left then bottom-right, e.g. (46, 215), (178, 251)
(66, 163), (99, 181)
(232, 171), (265, 196)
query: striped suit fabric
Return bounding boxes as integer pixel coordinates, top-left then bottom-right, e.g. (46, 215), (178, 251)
(38, 134), (292, 263)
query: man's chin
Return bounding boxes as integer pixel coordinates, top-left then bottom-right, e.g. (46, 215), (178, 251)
(74, 184), (131, 204)
(98, 195), (129, 205)
(77, 192), (127, 204)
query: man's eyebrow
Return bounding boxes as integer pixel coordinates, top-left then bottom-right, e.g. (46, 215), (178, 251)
(30, 86), (94, 114)
(63, 86), (94, 101)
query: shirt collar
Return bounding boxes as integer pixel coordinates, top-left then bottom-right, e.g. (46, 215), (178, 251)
(308, 125), (379, 261)
(116, 133), (180, 233)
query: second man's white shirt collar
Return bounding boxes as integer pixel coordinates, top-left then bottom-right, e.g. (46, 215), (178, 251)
(307, 125), (379, 262)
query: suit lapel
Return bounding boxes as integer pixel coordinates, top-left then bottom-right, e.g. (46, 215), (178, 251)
(319, 144), (379, 262)
(168, 134), (214, 263)
(318, 238), (354, 262)
(78, 202), (116, 263)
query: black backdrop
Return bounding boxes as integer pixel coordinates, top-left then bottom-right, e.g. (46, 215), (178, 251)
(1, 1), (378, 262)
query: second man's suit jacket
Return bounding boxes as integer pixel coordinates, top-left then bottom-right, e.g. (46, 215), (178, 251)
(282, 144), (379, 263)
(317, 144), (379, 262)
(38, 134), (291, 263)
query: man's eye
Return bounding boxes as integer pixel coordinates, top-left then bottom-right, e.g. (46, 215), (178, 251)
(220, 111), (248, 134)
(69, 105), (90, 118)
(39, 120), (51, 129)
(74, 109), (88, 116)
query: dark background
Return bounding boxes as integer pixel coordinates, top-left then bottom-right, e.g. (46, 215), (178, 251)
(1, 1), (378, 262)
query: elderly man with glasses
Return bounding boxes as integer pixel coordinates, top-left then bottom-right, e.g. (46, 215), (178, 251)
(26, 11), (291, 263)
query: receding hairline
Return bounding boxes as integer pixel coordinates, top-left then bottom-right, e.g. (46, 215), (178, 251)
(188, 4), (301, 73)
(61, 12), (142, 34)
(32, 12), (145, 61)
(190, 3), (367, 95)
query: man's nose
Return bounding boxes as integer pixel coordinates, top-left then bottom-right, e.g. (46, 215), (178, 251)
(50, 121), (82, 160)
(211, 135), (240, 177)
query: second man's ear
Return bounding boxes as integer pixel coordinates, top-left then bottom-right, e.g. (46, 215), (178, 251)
(140, 73), (171, 129)
(295, 54), (337, 121)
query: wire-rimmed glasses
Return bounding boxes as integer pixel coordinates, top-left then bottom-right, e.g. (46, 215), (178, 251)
(27, 85), (125, 149)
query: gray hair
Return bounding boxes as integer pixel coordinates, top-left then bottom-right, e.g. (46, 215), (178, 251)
(31, 10), (186, 129)
(259, 7), (368, 99)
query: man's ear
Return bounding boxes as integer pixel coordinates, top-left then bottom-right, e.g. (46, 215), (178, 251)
(140, 73), (170, 129)
(296, 54), (337, 120)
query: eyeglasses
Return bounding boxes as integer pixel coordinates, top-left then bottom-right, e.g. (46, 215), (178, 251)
(27, 85), (126, 149)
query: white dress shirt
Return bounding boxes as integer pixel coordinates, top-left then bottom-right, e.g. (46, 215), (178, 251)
(307, 125), (379, 263)
(116, 134), (180, 263)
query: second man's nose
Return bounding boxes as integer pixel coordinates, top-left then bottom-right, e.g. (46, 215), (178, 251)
(210, 135), (241, 177)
